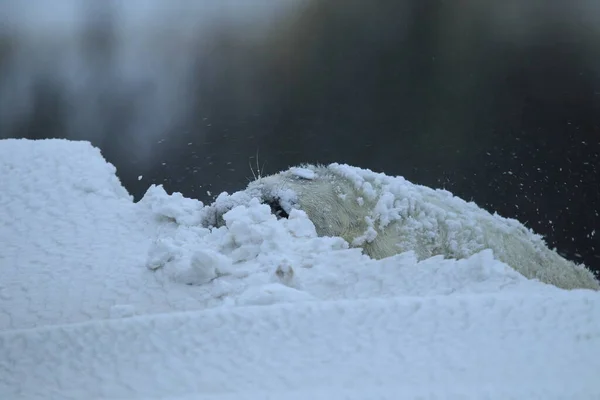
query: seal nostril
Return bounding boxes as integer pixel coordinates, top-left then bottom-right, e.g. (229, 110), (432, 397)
(266, 199), (289, 219)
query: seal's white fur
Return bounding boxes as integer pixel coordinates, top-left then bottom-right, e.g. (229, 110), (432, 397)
(234, 163), (599, 291)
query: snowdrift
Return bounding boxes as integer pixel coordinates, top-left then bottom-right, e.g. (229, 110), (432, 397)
(1, 139), (599, 399)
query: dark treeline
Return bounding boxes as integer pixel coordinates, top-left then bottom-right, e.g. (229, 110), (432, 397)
(1, 0), (599, 273)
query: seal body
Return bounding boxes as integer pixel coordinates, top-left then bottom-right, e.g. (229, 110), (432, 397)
(215, 163), (599, 291)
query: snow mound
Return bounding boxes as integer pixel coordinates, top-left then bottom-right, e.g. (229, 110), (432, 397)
(0, 139), (203, 330)
(145, 190), (558, 308)
(1, 139), (599, 399)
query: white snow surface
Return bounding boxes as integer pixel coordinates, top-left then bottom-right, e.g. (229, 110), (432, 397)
(1, 138), (599, 399)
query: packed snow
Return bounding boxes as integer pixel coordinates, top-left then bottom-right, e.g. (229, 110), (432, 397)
(0, 138), (599, 400)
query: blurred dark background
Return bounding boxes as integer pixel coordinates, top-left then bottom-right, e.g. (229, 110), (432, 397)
(1, 0), (599, 273)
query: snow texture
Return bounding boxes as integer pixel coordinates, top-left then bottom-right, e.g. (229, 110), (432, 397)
(1, 138), (600, 400)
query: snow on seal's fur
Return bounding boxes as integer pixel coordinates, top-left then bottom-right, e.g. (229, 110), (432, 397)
(210, 163), (600, 291)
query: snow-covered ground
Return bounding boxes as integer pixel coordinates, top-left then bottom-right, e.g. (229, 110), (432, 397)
(1, 138), (599, 399)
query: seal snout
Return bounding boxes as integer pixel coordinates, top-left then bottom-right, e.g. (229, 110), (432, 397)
(265, 197), (289, 219)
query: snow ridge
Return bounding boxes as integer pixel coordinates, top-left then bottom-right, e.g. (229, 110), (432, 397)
(2, 292), (599, 400)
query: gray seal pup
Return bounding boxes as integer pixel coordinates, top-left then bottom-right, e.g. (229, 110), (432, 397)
(209, 163), (599, 291)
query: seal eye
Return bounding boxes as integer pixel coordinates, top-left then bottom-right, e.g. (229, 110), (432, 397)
(266, 198), (289, 219)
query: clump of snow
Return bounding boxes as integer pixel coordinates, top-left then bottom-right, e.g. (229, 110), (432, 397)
(289, 166), (316, 180)
(140, 184), (206, 226)
(1, 139), (599, 399)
